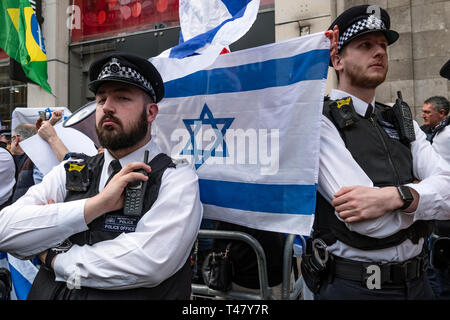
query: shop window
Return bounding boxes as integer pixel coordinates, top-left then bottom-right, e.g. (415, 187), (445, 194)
(70, 0), (181, 43)
(0, 53), (27, 132)
(69, 0), (274, 43)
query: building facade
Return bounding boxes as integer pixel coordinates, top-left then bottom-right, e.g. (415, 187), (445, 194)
(0, 0), (449, 131)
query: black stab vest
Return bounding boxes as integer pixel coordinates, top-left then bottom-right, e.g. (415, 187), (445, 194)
(28, 152), (193, 300)
(313, 98), (433, 250)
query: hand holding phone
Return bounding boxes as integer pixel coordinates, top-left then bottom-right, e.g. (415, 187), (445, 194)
(124, 150), (149, 216)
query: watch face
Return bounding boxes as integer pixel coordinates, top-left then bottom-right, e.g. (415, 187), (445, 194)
(400, 186), (413, 200)
(52, 239), (73, 253)
(398, 185), (413, 210)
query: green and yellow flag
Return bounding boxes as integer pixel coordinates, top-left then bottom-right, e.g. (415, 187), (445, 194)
(0, 0), (52, 94)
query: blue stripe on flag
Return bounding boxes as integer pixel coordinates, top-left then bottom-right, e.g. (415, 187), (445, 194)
(164, 49), (329, 98)
(199, 179), (317, 214)
(222, 0), (252, 16)
(8, 263), (33, 300)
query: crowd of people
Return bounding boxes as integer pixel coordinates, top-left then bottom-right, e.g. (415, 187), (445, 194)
(0, 4), (450, 301)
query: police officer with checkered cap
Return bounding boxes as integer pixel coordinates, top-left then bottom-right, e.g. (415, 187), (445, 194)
(329, 5), (399, 54)
(88, 52), (164, 103)
(300, 5), (450, 300)
(7, 51), (203, 300)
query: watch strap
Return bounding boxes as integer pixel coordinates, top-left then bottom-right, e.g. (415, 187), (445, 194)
(397, 185), (413, 210)
(45, 250), (57, 269)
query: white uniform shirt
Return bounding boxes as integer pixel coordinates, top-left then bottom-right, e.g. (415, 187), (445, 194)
(0, 139), (203, 289)
(318, 89), (450, 263)
(431, 125), (450, 164)
(0, 147), (15, 206)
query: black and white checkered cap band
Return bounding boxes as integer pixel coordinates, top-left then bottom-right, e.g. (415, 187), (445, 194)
(98, 59), (157, 102)
(338, 15), (386, 50)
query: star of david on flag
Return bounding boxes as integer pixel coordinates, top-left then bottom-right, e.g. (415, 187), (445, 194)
(153, 32), (330, 236)
(181, 104), (234, 169)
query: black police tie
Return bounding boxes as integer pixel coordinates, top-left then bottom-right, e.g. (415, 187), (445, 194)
(364, 103), (374, 119)
(105, 159), (122, 186)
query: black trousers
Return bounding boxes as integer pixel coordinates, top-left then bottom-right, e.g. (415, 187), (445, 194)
(315, 272), (434, 300)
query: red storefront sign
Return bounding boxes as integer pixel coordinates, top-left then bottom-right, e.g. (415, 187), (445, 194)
(0, 49), (8, 60)
(70, 0), (180, 43)
(70, 0), (274, 43)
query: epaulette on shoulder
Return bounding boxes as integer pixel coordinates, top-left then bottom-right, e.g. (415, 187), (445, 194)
(70, 152), (90, 160)
(374, 101), (392, 110)
(172, 158), (189, 167)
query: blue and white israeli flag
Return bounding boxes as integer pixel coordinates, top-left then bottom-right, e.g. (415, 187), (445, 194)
(151, 0), (260, 83)
(162, 0), (259, 58)
(153, 33), (330, 236)
(0, 251), (38, 300)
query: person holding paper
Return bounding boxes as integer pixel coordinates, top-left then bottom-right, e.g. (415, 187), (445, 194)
(36, 109), (70, 162)
(10, 124), (43, 201)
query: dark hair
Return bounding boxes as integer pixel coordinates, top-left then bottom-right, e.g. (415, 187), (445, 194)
(142, 91), (154, 105)
(424, 96), (450, 116)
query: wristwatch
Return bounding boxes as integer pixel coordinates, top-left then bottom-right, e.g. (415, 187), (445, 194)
(396, 185), (414, 211)
(44, 239), (73, 269)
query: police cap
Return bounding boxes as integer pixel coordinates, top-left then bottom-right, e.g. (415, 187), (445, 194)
(88, 52), (164, 103)
(329, 5), (399, 53)
(440, 59), (450, 80)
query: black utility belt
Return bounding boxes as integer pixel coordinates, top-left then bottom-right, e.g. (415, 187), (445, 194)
(331, 251), (429, 286)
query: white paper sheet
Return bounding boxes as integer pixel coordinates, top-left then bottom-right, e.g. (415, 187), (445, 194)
(20, 123), (97, 175)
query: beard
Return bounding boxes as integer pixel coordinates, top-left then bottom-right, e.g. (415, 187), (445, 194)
(347, 62), (387, 89)
(96, 107), (148, 151)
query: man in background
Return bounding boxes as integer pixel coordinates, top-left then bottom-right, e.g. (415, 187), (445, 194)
(10, 124), (43, 201)
(421, 96), (450, 149)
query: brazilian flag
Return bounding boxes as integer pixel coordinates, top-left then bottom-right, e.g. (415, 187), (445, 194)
(0, 0), (52, 94)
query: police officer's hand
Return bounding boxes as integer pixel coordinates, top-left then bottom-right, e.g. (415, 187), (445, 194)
(84, 162), (151, 224)
(332, 185), (410, 223)
(325, 25), (339, 59)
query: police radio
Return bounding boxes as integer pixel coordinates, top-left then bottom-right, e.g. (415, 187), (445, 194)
(393, 91), (415, 143)
(124, 150), (149, 216)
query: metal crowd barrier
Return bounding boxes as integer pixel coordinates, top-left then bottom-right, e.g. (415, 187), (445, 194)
(191, 229), (306, 300)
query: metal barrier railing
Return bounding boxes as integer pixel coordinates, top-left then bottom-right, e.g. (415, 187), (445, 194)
(281, 234), (306, 300)
(192, 229), (306, 300)
(192, 229), (273, 300)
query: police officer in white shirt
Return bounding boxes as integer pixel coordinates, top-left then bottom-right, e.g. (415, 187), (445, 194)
(301, 5), (450, 299)
(426, 60), (450, 300)
(427, 60), (450, 164)
(0, 52), (203, 299)
(0, 146), (15, 210)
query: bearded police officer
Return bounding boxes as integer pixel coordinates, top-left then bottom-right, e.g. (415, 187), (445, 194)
(0, 52), (203, 299)
(301, 5), (450, 299)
